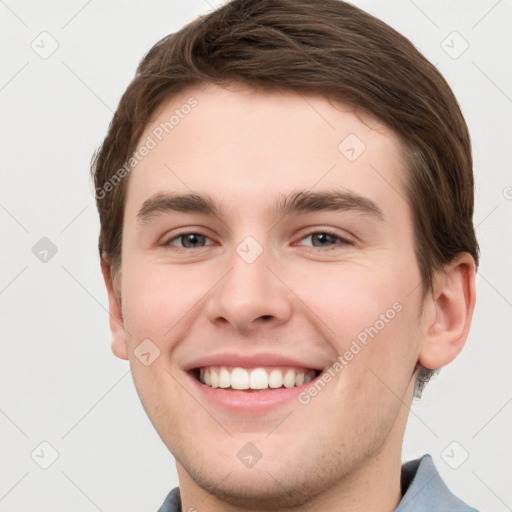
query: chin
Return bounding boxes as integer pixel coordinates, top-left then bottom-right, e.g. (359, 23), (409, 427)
(176, 444), (342, 510)
(188, 467), (322, 510)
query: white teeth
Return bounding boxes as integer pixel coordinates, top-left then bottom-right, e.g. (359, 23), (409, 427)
(231, 367), (249, 389)
(197, 366), (318, 390)
(249, 368), (268, 389)
(210, 369), (219, 388)
(219, 367), (230, 388)
(283, 368), (295, 388)
(268, 369), (283, 388)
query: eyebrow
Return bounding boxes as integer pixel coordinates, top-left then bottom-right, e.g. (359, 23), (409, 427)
(136, 189), (384, 224)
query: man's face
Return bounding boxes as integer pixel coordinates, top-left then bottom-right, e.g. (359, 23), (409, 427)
(114, 83), (429, 506)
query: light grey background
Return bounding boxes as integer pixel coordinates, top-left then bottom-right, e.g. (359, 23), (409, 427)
(1, 1), (511, 511)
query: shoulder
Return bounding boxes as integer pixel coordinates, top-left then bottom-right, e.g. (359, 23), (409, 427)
(156, 486), (181, 512)
(397, 454), (480, 512)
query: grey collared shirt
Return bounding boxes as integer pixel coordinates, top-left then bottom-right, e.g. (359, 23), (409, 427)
(157, 454), (479, 511)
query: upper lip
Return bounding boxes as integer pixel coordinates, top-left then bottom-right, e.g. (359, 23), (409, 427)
(184, 352), (326, 372)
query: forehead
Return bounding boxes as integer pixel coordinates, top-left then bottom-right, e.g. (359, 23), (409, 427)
(125, 83), (408, 220)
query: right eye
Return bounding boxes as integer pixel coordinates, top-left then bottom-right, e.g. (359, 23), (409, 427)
(162, 231), (216, 250)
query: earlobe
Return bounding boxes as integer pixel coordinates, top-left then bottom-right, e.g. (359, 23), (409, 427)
(418, 253), (476, 370)
(100, 258), (128, 361)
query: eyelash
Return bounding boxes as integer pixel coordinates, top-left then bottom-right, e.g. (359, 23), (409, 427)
(162, 229), (354, 251)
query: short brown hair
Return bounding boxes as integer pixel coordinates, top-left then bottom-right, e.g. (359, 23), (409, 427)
(91, 0), (479, 394)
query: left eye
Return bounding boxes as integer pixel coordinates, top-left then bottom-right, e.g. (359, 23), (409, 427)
(295, 231), (350, 248)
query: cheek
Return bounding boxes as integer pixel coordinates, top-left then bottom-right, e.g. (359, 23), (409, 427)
(291, 261), (420, 385)
(120, 258), (197, 333)
(290, 261), (403, 340)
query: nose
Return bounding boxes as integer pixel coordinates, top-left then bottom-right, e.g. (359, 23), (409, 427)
(204, 241), (293, 335)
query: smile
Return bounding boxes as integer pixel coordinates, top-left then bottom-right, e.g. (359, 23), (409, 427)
(195, 366), (320, 390)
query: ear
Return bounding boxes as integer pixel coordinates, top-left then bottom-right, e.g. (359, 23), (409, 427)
(100, 258), (128, 360)
(418, 253), (476, 370)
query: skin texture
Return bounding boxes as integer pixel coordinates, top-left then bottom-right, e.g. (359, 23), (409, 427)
(102, 83), (476, 511)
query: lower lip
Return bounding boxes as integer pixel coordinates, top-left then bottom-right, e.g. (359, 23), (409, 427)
(186, 371), (321, 414)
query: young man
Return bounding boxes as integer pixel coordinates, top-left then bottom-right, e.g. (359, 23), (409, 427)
(92, 1), (479, 510)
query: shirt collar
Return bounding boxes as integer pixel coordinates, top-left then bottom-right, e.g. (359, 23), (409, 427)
(395, 454), (478, 511)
